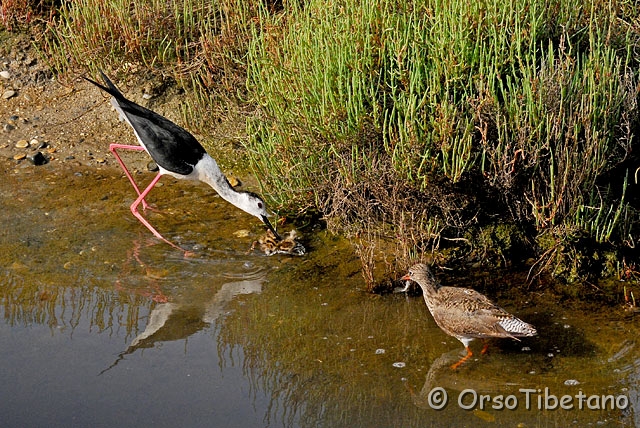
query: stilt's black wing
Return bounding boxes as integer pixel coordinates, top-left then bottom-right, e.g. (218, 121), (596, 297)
(84, 71), (206, 176)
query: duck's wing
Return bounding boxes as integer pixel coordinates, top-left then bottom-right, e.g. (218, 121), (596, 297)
(432, 287), (536, 338)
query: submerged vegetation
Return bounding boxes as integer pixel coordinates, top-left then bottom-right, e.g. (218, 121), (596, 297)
(3, 0), (639, 287)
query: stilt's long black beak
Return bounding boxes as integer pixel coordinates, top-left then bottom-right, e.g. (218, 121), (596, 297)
(261, 215), (283, 241)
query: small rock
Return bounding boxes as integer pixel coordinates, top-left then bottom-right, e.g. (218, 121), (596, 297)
(228, 176), (241, 187)
(564, 379), (580, 386)
(13, 153), (26, 160)
(0, 70), (10, 79)
(9, 115), (18, 121)
(2, 90), (16, 99)
(3, 123), (15, 132)
(15, 140), (29, 148)
(96, 158), (106, 164)
(30, 138), (39, 147)
(233, 229), (250, 238)
(27, 152), (48, 166)
(37, 141), (48, 150)
(147, 161), (159, 172)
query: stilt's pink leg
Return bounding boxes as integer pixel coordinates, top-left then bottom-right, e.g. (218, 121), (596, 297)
(110, 143), (152, 210)
(130, 174), (192, 255)
(110, 143), (192, 255)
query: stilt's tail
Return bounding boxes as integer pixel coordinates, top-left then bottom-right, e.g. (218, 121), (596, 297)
(83, 71), (126, 101)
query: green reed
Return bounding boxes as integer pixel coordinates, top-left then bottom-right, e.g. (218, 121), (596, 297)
(245, 0), (638, 272)
(40, 0), (260, 127)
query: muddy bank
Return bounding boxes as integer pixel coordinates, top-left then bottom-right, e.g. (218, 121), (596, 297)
(0, 32), (247, 179)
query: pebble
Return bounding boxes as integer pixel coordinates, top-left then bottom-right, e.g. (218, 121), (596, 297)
(375, 349), (386, 354)
(0, 70), (10, 79)
(96, 158), (106, 164)
(30, 138), (39, 147)
(3, 123), (15, 132)
(15, 139), (29, 148)
(564, 379), (580, 386)
(27, 152), (47, 166)
(233, 229), (250, 238)
(392, 362), (406, 368)
(228, 176), (241, 187)
(2, 90), (16, 99)
(13, 153), (26, 160)
(147, 161), (159, 172)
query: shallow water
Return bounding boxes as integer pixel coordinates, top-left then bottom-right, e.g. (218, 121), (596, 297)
(1, 161), (639, 427)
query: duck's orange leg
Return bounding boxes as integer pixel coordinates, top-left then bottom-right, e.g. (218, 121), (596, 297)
(450, 346), (473, 370)
(480, 339), (490, 355)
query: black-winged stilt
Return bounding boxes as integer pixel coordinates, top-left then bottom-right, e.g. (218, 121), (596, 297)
(84, 71), (281, 253)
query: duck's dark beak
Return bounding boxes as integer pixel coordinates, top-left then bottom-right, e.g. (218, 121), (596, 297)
(261, 215), (283, 241)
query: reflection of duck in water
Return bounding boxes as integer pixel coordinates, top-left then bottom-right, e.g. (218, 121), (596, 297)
(409, 348), (538, 410)
(100, 276), (264, 375)
(401, 263), (537, 369)
(251, 229), (306, 256)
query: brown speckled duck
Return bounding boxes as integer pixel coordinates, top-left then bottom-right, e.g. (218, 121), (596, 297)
(402, 263), (537, 369)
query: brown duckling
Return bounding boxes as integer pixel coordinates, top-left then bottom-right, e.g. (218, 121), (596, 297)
(251, 229), (306, 256)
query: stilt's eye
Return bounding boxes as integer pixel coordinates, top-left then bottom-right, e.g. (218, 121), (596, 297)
(258, 202), (263, 209)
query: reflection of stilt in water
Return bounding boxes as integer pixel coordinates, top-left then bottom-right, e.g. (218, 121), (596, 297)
(114, 237), (169, 303)
(99, 274), (264, 375)
(99, 302), (181, 375)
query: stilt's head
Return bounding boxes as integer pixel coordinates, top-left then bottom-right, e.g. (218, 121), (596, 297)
(401, 263), (440, 295)
(237, 192), (282, 241)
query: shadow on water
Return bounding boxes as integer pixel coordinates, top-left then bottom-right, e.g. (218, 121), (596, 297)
(1, 161), (639, 427)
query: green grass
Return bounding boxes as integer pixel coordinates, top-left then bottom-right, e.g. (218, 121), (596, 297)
(244, 0), (638, 275)
(8, 0), (639, 280)
(38, 0), (261, 129)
